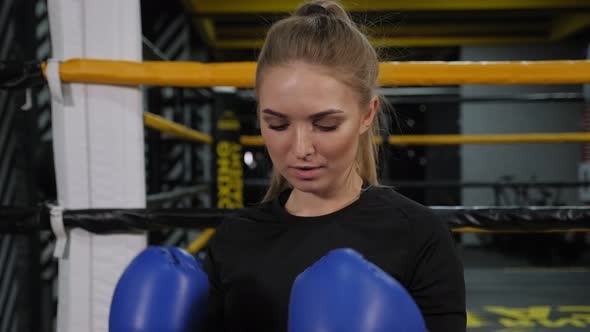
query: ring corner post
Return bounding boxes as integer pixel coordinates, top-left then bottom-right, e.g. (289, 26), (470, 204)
(47, 0), (147, 331)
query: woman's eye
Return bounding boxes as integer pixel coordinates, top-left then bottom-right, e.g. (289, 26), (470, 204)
(315, 125), (338, 132)
(314, 120), (339, 132)
(269, 124), (289, 131)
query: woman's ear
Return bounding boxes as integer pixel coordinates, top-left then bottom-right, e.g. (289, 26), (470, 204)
(360, 96), (379, 134)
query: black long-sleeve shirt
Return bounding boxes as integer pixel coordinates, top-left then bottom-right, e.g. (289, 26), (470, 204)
(203, 186), (466, 332)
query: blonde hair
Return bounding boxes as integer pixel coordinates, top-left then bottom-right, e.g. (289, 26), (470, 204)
(256, 0), (384, 201)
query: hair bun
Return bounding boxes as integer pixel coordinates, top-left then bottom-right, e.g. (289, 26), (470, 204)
(302, 4), (330, 16)
(294, 1), (353, 25)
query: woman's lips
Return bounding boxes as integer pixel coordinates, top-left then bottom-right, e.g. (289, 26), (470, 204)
(289, 166), (324, 179)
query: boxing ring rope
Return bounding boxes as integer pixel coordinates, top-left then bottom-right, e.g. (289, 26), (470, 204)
(37, 58), (590, 87)
(387, 133), (590, 145)
(146, 118), (590, 147)
(145, 116), (590, 146)
(144, 112), (213, 144)
(240, 133), (590, 146)
(185, 228), (216, 254)
(2, 205), (590, 234)
(4, 59), (590, 88)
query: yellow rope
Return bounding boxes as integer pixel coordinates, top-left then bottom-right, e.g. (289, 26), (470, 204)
(141, 113), (590, 147)
(240, 135), (264, 146)
(186, 228), (216, 255)
(389, 132), (590, 145)
(141, 119), (590, 147)
(43, 59), (590, 87)
(378, 60), (590, 86)
(238, 133), (590, 147)
(144, 112), (213, 144)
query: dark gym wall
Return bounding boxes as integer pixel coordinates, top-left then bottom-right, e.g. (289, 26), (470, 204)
(0, 0), (55, 331)
(142, 0), (213, 248)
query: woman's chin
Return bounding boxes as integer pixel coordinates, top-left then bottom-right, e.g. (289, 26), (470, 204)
(289, 177), (324, 193)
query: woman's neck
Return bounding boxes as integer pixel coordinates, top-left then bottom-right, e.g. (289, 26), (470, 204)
(285, 173), (364, 217)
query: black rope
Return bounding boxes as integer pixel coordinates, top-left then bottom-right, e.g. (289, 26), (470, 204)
(1, 205), (590, 234)
(0, 61), (45, 89)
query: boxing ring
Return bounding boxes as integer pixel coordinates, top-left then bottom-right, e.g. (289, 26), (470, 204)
(1, 0), (590, 331)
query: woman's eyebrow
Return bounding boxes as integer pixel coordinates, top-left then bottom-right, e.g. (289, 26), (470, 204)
(261, 109), (287, 118)
(309, 109), (344, 120)
(260, 108), (344, 119)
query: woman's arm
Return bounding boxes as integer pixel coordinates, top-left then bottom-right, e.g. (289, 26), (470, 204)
(406, 213), (466, 332)
(201, 228), (226, 331)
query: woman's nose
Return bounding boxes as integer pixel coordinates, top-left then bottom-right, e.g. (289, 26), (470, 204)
(292, 126), (315, 159)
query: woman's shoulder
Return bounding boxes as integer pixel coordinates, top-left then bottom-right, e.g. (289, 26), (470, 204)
(348, 186), (451, 250)
(214, 200), (278, 232)
(208, 201), (286, 254)
(375, 186), (453, 236)
(230, 199), (277, 222)
(364, 185), (435, 218)
(363, 185), (450, 234)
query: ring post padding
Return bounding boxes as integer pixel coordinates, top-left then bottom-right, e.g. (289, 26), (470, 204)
(47, 0), (147, 331)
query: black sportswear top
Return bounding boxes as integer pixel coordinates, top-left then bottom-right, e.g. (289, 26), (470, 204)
(202, 185), (466, 332)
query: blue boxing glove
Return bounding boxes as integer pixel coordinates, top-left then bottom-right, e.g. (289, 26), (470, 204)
(288, 248), (426, 332)
(109, 246), (209, 332)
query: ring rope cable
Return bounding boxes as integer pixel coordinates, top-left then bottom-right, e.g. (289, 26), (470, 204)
(144, 112), (212, 144)
(186, 228), (216, 254)
(240, 133), (590, 147)
(39, 59), (590, 87)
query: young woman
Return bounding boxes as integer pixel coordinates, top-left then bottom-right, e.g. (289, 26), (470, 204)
(203, 1), (466, 331)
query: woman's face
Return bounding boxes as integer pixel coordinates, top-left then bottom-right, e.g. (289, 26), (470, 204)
(258, 62), (377, 195)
